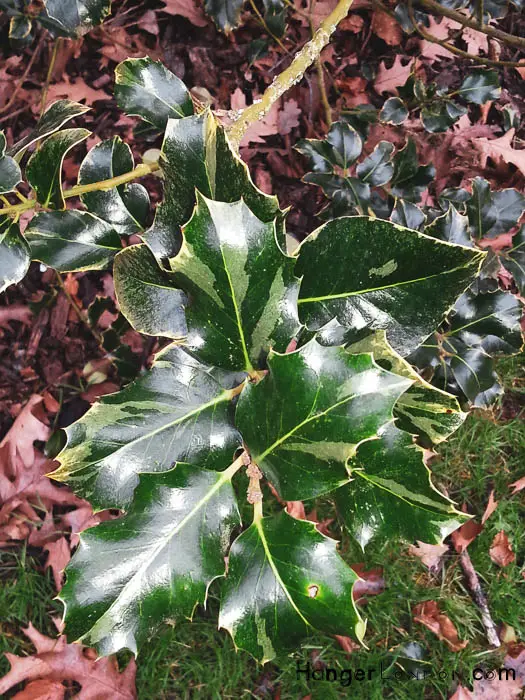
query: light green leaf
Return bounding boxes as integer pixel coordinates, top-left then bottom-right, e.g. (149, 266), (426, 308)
(26, 128), (89, 209)
(335, 423), (467, 548)
(236, 339), (411, 500)
(219, 511), (364, 662)
(114, 57), (194, 130)
(295, 216), (485, 356)
(60, 462), (241, 655)
(0, 217), (30, 293)
(50, 343), (243, 509)
(25, 210), (122, 272)
(78, 137), (150, 235)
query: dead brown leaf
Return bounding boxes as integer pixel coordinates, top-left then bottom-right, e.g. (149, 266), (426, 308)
(474, 129), (525, 176)
(374, 56), (416, 95)
(412, 600), (468, 651)
(161, 0), (209, 26)
(509, 476), (525, 494)
(351, 564), (385, 603)
(481, 490), (498, 524)
(409, 541), (448, 570)
(371, 11), (402, 46)
(489, 530), (515, 567)
(451, 517), (482, 553)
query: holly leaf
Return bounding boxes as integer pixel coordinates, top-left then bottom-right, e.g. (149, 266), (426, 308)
(356, 141), (394, 186)
(25, 211), (122, 272)
(466, 177), (525, 239)
(424, 205), (473, 247)
(379, 97), (408, 125)
(204, 0), (244, 31)
(295, 216), (485, 356)
(78, 137), (150, 235)
(391, 200), (426, 230)
(421, 100), (466, 133)
(0, 217), (30, 293)
(236, 339), (411, 501)
(0, 131), (22, 194)
(296, 122), (363, 172)
(346, 331), (466, 444)
(117, 195), (299, 372)
(26, 128), (89, 209)
(144, 110), (283, 259)
(114, 57), (194, 131)
(219, 511), (364, 662)
(447, 288), (523, 355)
(502, 226), (525, 295)
(60, 463), (240, 655)
(458, 69), (501, 105)
(391, 139), (435, 201)
(50, 344), (243, 509)
(7, 100), (90, 158)
(42, 0), (112, 35)
(335, 423), (467, 548)
(446, 337), (503, 408)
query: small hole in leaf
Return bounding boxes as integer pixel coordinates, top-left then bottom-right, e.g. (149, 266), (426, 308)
(308, 584), (319, 598)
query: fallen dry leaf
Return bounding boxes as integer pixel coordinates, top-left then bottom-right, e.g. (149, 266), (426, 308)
(229, 90), (301, 145)
(451, 518), (483, 553)
(413, 600), (468, 652)
(482, 490), (498, 524)
(0, 306), (32, 328)
(489, 530), (515, 567)
(474, 129), (525, 176)
(161, 0), (209, 26)
(374, 56), (416, 95)
(0, 624), (137, 699)
(285, 501), (306, 519)
(509, 476), (525, 494)
(409, 541), (448, 570)
(351, 564), (385, 603)
(371, 11), (402, 46)
(334, 635), (360, 654)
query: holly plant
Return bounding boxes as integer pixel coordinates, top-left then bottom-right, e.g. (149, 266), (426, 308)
(0, 56), (523, 662)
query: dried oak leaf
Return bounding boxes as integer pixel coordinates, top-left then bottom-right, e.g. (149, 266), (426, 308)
(0, 624), (137, 699)
(161, 0), (209, 26)
(489, 530), (515, 567)
(374, 56), (416, 95)
(474, 129), (525, 177)
(412, 601), (468, 651)
(229, 89), (301, 145)
(409, 541), (448, 571)
(509, 476), (525, 494)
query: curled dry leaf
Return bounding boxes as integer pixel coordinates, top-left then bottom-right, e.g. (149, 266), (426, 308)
(489, 530), (515, 567)
(351, 564), (385, 603)
(409, 541), (448, 571)
(412, 600), (468, 652)
(371, 11), (402, 46)
(481, 490), (498, 524)
(0, 624), (137, 699)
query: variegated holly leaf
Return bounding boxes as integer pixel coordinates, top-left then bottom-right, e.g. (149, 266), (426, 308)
(61, 462), (241, 655)
(114, 57), (194, 131)
(295, 122), (363, 173)
(236, 339), (411, 501)
(0, 217), (30, 293)
(144, 110), (283, 259)
(204, 0), (244, 31)
(390, 138), (435, 202)
(501, 226), (525, 295)
(42, 0), (112, 35)
(295, 216), (485, 356)
(355, 141), (394, 187)
(346, 330), (466, 444)
(25, 211), (122, 272)
(50, 344), (243, 509)
(7, 100), (90, 158)
(379, 97), (408, 126)
(458, 69), (501, 105)
(116, 195), (300, 373)
(78, 137), (150, 235)
(335, 423), (467, 548)
(26, 128), (89, 209)
(466, 178), (525, 239)
(219, 511), (364, 662)
(0, 131), (22, 194)
(424, 205), (473, 248)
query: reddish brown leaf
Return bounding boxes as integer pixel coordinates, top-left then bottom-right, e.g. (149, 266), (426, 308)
(334, 635), (360, 654)
(285, 501), (306, 520)
(11, 678), (65, 700)
(489, 531), (515, 567)
(509, 476), (525, 494)
(161, 0), (209, 26)
(451, 518), (482, 553)
(409, 541), (448, 570)
(474, 129), (525, 176)
(371, 11), (402, 46)
(481, 490), (498, 524)
(412, 601), (468, 652)
(351, 564), (385, 603)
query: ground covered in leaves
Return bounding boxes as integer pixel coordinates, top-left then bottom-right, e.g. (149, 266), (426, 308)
(0, 0), (524, 698)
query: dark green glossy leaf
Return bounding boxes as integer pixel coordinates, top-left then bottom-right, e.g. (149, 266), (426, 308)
(379, 97), (408, 126)
(391, 200), (425, 231)
(296, 122), (362, 173)
(145, 111), (282, 259)
(295, 139), (334, 174)
(25, 210), (122, 272)
(356, 141), (394, 186)
(391, 139), (435, 202)
(458, 69), (501, 105)
(335, 423), (467, 548)
(502, 226), (525, 295)
(447, 338), (502, 408)
(0, 217), (30, 293)
(295, 216), (484, 356)
(42, 0), (111, 35)
(236, 339), (411, 500)
(420, 100), (466, 133)
(448, 288), (523, 355)
(346, 331), (466, 444)
(304, 174), (370, 212)
(61, 462), (241, 655)
(114, 57), (194, 131)
(424, 205), (473, 247)
(466, 177), (525, 239)
(262, 0), (286, 35)
(26, 128), (89, 209)
(8, 14), (33, 47)
(78, 136), (150, 235)
(340, 105), (378, 139)
(7, 100), (90, 158)
(50, 343), (243, 509)
(204, 0), (244, 31)
(0, 131), (22, 194)
(219, 511), (364, 662)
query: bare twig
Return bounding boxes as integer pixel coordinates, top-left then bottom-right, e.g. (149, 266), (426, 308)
(459, 549), (501, 648)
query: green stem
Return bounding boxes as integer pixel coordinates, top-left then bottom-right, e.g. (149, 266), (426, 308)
(0, 161), (160, 218)
(228, 0), (354, 149)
